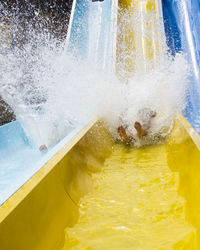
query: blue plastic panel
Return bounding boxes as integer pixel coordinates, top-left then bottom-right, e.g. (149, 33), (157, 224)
(0, 122), (42, 205)
(162, 0), (200, 133)
(67, 0), (117, 72)
(0, 120), (93, 205)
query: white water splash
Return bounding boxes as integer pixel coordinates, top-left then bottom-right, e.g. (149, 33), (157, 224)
(0, 6), (190, 148)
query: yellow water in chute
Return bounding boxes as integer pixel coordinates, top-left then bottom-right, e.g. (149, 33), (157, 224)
(62, 142), (195, 249)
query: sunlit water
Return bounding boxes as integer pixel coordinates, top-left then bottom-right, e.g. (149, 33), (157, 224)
(0, 6), (189, 148)
(62, 144), (195, 249)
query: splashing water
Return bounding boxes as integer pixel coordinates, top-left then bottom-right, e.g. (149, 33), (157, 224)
(0, 4), (190, 148)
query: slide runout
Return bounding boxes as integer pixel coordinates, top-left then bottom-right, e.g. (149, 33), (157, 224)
(62, 140), (196, 249)
(0, 118), (200, 249)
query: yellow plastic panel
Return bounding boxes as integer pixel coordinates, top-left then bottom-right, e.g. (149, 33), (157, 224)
(0, 121), (112, 250)
(59, 117), (200, 250)
(117, 0), (163, 79)
(1, 118), (200, 249)
(166, 116), (200, 248)
(62, 140), (197, 249)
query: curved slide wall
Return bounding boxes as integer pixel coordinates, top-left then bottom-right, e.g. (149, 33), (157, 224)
(162, 0), (200, 133)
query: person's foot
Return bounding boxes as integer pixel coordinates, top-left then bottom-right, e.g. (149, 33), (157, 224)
(117, 125), (132, 144)
(134, 121), (143, 139)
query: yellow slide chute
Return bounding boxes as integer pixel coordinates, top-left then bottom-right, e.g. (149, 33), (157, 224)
(1, 0), (200, 249)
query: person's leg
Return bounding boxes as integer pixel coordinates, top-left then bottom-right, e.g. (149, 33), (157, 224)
(134, 122), (143, 139)
(134, 110), (157, 139)
(117, 125), (132, 144)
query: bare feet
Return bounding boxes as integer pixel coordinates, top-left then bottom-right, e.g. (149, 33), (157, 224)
(39, 144), (47, 151)
(117, 125), (132, 144)
(134, 110), (157, 139)
(134, 121), (144, 139)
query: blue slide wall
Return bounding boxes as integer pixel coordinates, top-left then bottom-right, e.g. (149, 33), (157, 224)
(162, 0), (200, 133)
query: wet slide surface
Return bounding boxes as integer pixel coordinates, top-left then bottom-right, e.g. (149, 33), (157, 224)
(0, 121), (42, 205)
(1, 0), (200, 249)
(61, 0), (197, 249)
(162, 0), (200, 133)
(62, 143), (195, 249)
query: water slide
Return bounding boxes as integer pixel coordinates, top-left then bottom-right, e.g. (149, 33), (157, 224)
(1, 0), (200, 249)
(162, 0), (200, 133)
